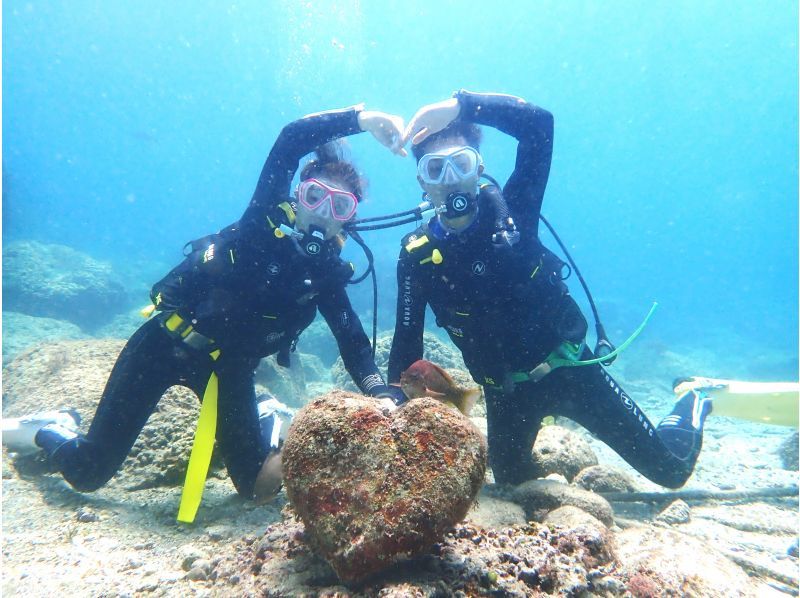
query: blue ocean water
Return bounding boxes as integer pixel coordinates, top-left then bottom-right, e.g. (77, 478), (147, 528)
(3, 0), (798, 379)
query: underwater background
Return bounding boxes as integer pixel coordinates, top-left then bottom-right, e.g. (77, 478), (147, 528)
(3, 0), (798, 380)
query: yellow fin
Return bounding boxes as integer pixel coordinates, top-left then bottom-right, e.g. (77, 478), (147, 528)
(177, 372), (219, 523)
(675, 377), (799, 427)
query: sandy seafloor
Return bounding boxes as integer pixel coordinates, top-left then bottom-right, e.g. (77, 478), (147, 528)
(1, 325), (798, 597)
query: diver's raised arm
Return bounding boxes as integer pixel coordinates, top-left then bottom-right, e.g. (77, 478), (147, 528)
(243, 106), (363, 226)
(457, 90), (554, 231)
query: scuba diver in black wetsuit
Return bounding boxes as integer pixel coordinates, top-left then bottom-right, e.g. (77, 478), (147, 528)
(387, 90), (712, 488)
(8, 104), (408, 520)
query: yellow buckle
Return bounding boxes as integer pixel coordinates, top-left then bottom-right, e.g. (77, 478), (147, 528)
(405, 235), (429, 252)
(165, 313), (184, 332)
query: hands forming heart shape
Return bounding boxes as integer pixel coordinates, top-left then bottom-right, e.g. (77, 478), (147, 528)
(357, 97), (462, 158)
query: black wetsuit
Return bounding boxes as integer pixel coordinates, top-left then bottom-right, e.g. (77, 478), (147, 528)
(388, 90), (704, 488)
(45, 107), (394, 497)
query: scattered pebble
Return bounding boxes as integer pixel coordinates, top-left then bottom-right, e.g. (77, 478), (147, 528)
(179, 545), (207, 571)
(76, 508), (99, 523)
(206, 526), (229, 542)
(185, 567), (207, 581)
(192, 558), (212, 574)
(656, 500), (691, 525)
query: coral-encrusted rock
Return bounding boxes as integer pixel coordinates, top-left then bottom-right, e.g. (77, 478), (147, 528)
(531, 425), (598, 482)
(511, 479), (614, 526)
(3, 240), (128, 331)
(282, 392), (487, 584)
(2, 339), (214, 490)
(2, 311), (88, 364)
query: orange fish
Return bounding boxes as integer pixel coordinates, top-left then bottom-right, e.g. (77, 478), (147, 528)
(400, 360), (480, 416)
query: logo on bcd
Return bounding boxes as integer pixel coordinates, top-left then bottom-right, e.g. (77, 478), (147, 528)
(265, 332), (284, 344)
(266, 262), (281, 275)
(471, 261), (486, 275)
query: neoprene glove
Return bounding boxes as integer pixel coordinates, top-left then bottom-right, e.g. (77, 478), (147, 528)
(375, 385), (408, 406)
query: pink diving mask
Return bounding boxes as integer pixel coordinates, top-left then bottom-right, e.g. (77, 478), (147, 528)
(297, 178), (358, 221)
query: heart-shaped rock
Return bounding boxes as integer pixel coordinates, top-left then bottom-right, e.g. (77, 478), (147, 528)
(282, 391), (487, 584)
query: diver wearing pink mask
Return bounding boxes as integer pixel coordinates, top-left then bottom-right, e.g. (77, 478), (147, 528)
(25, 105), (408, 520)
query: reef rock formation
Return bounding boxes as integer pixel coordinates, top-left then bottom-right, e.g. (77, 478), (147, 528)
(2, 311), (88, 364)
(282, 392), (487, 584)
(3, 240), (129, 332)
(2, 339), (212, 490)
(254, 351), (332, 409)
(295, 318), (341, 366)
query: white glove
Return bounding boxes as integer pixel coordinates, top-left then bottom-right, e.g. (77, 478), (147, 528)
(404, 97), (461, 146)
(358, 110), (407, 157)
(375, 398), (398, 414)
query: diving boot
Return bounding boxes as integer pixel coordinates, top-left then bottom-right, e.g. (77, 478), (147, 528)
(2, 409), (81, 455)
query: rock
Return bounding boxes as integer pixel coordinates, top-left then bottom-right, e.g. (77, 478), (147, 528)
(192, 559), (212, 574)
(544, 472), (569, 484)
(2, 339), (216, 490)
(510, 479), (614, 526)
(530, 425), (598, 482)
(180, 546), (208, 571)
(616, 526), (760, 597)
(591, 576), (627, 594)
(2, 312), (88, 365)
(76, 507), (99, 523)
(294, 318), (341, 366)
(185, 567), (208, 581)
(778, 432), (799, 470)
(542, 505), (607, 531)
(282, 392), (487, 584)
(573, 465), (637, 493)
(465, 494), (527, 529)
(254, 352), (331, 409)
(3, 240), (129, 331)
(95, 308), (146, 339)
(656, 499), (691, 525)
